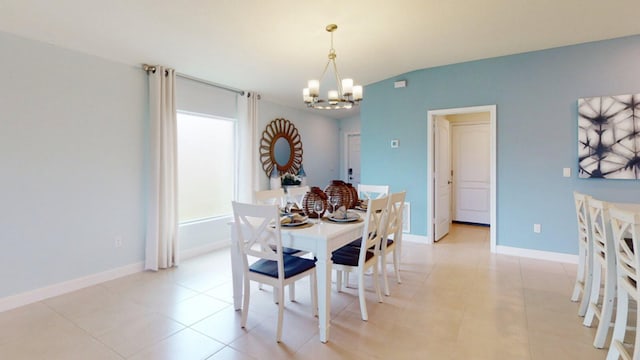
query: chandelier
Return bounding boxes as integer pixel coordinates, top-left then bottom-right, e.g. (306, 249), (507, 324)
(303, 24), (363, 110)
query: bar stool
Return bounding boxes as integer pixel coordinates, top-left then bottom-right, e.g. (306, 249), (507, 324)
(606, 207), (640, 360)
(583, 198), (616, 348)
(571, 191), (593, 317)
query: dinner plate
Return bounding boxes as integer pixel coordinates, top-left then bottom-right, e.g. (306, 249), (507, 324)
(281, 216), (309, 227)
(328, 213), (360, 222)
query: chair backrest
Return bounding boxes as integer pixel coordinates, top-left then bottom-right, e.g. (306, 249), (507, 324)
(587, 198), (613, 266)
(609, 207), (640, 296)
(357, 196), (389, 264)
(358, 184), (390, 200)
(574, 191), (592, 248)
(384, 191), (407, 244)
(255, 188), (285, 207)
(286, 186), (310, 208)
(232, 201), (284, 279)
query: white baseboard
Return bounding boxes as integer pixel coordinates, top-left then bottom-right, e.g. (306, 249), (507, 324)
(496, 245), (578, 264)
(0, 241), (233, 313)
(0, 262), (144, 313)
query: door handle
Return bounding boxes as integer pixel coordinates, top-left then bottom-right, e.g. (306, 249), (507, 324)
(447, 180), (452, 184)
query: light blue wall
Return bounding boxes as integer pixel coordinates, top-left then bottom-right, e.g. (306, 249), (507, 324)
(361, 35), (640, 255)
(0, 32), (147, 298)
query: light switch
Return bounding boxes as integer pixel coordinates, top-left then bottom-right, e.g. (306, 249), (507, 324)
(563, 168), (571, 177)
(391, 139), (399, 148)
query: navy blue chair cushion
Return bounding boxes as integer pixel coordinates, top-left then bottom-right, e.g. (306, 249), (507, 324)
(345, 238), (362, 247)
(270, 245), (304, 255)
(331, 245), (374, 266)
(250, 254), (316, 279)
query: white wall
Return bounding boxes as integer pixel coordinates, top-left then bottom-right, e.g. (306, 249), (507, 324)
(0, 32), (147, 298)
(258, 101), (341, 191)
(0, 31), (346, 305)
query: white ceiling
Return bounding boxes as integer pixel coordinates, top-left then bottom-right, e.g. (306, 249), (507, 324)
(1, 0), (640, 119)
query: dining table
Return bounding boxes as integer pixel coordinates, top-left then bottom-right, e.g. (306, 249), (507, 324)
(229, 214), (365, 343)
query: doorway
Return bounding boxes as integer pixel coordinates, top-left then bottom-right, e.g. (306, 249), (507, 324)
(344, 133), (361, 186)
(426, 105), (497, 252)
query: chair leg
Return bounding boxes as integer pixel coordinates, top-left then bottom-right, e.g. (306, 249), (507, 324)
(381, 253), (390, 296)
(276, 286), (285, 343)
(393, 248), (402, 284)
(607, 285), (629, 360)
(357, 269), (368, 321)
(310, 271), (318, 317)
(373, 261), (382, 304)
(593, 266), (616, 348)
(583, 262), (602, 326)
(336, 270), (343, 292)
(241, 279), (251, 329)
(289, 282), (296, 302)
(578, 247), (593, 317)
(572, 244), (586, 302)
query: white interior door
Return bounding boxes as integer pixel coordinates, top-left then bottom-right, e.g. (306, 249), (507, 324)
(434, 117), (452, 241)
(347, 134), (361, 186)
(452, 123), (490, 224)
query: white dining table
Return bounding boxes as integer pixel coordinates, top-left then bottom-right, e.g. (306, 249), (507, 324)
(229, 217), (365, 343)
(611, 201), (640, 212)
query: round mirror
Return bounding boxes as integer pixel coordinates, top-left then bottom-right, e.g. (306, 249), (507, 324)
(274, 136), (292, 167)
(260, 118), (303, 177)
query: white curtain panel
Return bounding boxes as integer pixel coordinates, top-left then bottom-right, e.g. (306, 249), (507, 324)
(145, 66), (179, 271)
(237, 92), (260, 203)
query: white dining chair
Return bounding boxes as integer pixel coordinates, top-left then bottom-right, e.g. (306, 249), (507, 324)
(331, 196), (387, 321)
(285, 185), (310, 208)
(606, 207), (640, 360)
(254, 188), (304, 299)
(571, 191), (593, 317)
(231, 201), (318, 343)
(583, 198), (616, 348)
(380, 191), (406, 296)
(357, 184), (389, 200)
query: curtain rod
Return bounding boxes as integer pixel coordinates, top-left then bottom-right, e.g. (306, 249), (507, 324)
(142, 64), (245, 96)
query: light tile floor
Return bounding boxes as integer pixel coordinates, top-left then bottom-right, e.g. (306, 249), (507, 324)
(0, 224), (610, 359)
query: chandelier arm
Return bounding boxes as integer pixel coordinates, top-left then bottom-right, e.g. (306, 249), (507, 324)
(331, 59), (344, 98)
(318, 59), (332, 84)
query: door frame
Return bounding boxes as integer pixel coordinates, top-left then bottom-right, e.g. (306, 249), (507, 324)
(426, 105), (497, 252)
(343, 132), (361, 183)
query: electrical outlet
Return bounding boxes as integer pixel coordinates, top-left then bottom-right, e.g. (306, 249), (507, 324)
(115, 236), (123, 248)
(533, 224), (541, 233)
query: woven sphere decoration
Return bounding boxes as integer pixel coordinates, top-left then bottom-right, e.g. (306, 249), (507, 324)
(302, 187), (328, 218)
(324, 180), (353, 210)
(345, 183), (358, 208)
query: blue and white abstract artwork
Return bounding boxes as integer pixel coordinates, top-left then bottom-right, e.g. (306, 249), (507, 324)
(578, 94), (640, 179)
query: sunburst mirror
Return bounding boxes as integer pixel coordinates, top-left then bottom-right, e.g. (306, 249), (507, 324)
(260, 118), (303, 177)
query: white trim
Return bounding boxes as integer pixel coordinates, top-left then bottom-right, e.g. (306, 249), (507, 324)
(402, 202), (411, 233)
(180, 241), (230, 261)
(0, 241), (234, 313)
(0, 262), (144, 313)
(403, 233), (429, 243)
(496, 245), (578, 264)
(426, 105), (497, 253)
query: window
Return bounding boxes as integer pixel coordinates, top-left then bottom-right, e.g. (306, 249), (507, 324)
(177, 112), (235, 222)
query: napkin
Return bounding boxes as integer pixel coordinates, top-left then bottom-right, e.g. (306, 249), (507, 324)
(332, 206), (348, 219)
(280, 213), (306, 224)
